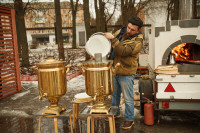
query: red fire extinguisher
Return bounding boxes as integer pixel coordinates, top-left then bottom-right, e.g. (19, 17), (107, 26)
(143, 97), (154, 125)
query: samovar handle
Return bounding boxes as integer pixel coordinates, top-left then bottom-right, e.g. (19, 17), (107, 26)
(77, 63), (85, 76)
(39, 92), (47, 101)
(31, 66), (38, 74)
(112, 63), (120, 75)
(65, 65), (72, 74)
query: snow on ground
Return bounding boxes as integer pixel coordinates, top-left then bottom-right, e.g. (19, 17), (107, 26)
(11, 90), (30, 100)
(67, 75), (85, 92)
(0, 110), (30, 117)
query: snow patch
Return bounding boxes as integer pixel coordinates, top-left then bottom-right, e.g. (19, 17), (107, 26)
(67, 75), (85, 92)
(11, 90), (30, 100)
(0, 110), (30, 117)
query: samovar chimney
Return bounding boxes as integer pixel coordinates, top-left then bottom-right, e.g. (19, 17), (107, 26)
(94, 53), (102, 62)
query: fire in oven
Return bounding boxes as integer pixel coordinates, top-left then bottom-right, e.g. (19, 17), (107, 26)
(164, 42), (200, 73)
(171, 43), (200, 64)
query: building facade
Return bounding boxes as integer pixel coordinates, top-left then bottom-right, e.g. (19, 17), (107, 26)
(25, 2), (85, 46)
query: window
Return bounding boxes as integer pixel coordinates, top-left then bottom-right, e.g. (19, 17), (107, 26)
(26, 24), (29, 28)
(51, 23), (54, 27)
(32, 18), (35, 21)
(26, 18), (29, 22)
(50, 10), (53, 14)
(40, 30), (43, 33)
(46, 24), (49, 27)
(63, 10), (66, 13)
(37, 10), (43, 15)
(76, 17), (80, 20)
(36, 17), (40, 21)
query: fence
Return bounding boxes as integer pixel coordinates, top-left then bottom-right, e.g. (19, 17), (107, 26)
(0, 6), (21, 99)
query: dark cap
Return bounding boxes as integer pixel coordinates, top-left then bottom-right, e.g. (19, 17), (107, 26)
(128, 16), (143, 28)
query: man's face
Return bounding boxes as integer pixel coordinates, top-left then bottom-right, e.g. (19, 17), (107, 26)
(126, 23), (140, 37)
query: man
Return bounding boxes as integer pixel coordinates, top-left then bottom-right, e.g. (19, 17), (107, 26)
(103, 16), (143, 129)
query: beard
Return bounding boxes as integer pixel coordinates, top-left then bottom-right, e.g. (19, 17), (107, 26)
(122, 32), (131, 41)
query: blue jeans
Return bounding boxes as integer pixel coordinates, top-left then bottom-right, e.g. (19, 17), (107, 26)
(112, 74), (135, 121)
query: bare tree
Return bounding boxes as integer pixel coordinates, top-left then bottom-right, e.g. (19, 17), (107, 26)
(70, 0), (79, 49)
(94, 0), (106, 32)
(94, 0), (119, 32)
(104, 0), (118, 25)
(166, 0), (179, 20)
(14, 0), (30, 67)
(121, 0), (152, 26)
(83, 0), (91, 40)
(83, 0), (92, 60)
(54, 0), (65, 60)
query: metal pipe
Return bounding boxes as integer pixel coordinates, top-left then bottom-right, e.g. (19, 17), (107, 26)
(179, 0), (194, 20)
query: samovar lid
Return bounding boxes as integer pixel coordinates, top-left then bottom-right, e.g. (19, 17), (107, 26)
(37, 57), (65, 68)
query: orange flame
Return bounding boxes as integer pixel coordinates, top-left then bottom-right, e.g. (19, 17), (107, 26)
(171, 43), (192, 60)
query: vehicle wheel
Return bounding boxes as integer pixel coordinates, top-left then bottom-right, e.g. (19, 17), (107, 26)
(139, 78), (154, 116)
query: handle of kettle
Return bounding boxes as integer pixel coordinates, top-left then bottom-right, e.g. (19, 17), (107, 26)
(65, 65), (72, 74)
(77, 63), (85, 76)
(31, 66), (38, 74)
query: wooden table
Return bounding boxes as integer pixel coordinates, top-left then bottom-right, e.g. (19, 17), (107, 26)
(80, 106), (118, 133)
(72, 99), (93, 129)
(36, 108), (73, 133)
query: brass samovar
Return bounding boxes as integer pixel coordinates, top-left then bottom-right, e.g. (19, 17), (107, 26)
(32, 57), (71, 115)
(78, 59), (119, 114)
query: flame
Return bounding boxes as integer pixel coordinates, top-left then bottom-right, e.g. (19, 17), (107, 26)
(171, 43), (192, 60)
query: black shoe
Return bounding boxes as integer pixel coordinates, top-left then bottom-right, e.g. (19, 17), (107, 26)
(122, 121), (134, 129)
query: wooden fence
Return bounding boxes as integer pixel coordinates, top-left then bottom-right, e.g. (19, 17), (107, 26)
(0, 6), (21, 99)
